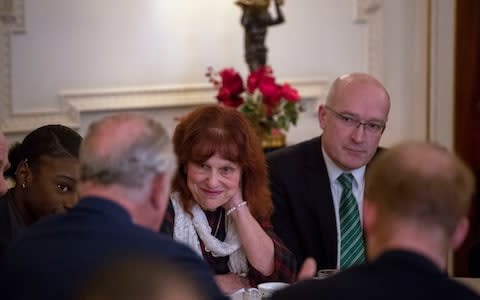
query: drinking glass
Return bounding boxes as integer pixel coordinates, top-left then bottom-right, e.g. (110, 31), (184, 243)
(316, 268), (338, 279)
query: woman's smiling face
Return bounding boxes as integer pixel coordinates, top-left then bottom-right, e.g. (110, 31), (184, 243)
(186, 153), (242, 211)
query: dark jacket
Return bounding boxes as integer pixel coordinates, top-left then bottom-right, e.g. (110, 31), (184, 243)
(0, 188), (24, 258)
(0, 196), (226, 300)
(273, 250), (480, 300)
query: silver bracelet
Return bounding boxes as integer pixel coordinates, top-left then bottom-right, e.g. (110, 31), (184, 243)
(226, 201), (247, 216)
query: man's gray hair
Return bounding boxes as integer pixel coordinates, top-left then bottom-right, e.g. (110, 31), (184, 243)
(80, 115), (176, 188)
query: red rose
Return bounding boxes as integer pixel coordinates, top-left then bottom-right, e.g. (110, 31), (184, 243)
(246, 73), (259, 93)
(259, 80), (282, 109)
(256, 65), (273, 77)
(219, 68), (244, 96)
(217, 86), (244, 108)
(281, 83), (300, 102)
(247, 66), (274, 93)
(208, 66), (302, 133)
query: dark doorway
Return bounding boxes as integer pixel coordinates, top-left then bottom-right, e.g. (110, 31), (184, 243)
(453, 0), (480, 276)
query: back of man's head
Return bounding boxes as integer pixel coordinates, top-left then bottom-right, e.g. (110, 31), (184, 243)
(80, 113), (176, 197)
(365, 142), (474, 241)
(76, 256), (206, 300)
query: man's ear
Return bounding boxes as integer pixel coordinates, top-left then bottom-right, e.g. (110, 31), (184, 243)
(362, 198), (377, 235)
(318, 105), (327, 130)
(451, 217), (469, 250)
(150, 172), (172, 219)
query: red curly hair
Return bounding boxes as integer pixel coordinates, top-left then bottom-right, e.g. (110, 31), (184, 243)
(172, 105), (272, 219)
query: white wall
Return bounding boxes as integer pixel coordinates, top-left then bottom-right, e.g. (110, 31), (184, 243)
(10, 0), (366, 113)
(10, 0), (241, 111)
(382, 0), (428, 146)
(2, 0), (447, 148)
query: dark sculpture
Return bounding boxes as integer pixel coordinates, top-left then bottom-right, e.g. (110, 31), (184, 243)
(236, 0), (285, 72)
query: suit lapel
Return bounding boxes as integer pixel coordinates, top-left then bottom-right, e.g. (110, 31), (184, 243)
(303, 137), (337, 267)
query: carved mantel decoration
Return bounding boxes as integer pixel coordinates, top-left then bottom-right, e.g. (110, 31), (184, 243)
(0, 0), (382, 135)
(353, 0), (384, 80)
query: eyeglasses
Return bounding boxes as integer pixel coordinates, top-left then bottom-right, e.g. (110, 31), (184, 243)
(325, 106), (386, 135)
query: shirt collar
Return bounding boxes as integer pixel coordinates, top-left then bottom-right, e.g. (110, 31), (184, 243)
(321, 145), (366, 187)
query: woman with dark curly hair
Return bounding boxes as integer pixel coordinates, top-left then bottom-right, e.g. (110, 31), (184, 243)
(0, 124), (82, 256)
(160, 105), (296, 295)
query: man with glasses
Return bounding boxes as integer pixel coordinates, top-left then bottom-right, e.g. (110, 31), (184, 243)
(267, 72), (390, 273)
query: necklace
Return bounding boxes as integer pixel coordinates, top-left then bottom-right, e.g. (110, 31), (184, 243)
(204, 208), (225, 253)
(212, 209), (224, 237)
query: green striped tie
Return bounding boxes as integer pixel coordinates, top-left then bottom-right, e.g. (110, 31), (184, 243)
(338, 173), (365, 269)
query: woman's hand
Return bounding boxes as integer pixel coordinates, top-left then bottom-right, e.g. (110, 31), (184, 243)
(215, 273), (251, 295)
(224, 188), (275, 277)
(222, 187), (244, 212)
(297, 257), (317, 281)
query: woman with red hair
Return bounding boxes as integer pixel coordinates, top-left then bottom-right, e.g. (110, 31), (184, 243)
(161, 105), (296, 294)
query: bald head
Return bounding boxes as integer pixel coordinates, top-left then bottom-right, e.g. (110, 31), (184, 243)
(326, 72), (390, 109)
(80, 114), (176, 189)
(365, 142), (475, 236)
(84, 115), (153, 159)
(0, 131), (9, 196)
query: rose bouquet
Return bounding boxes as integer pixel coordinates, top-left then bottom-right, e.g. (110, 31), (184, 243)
(206, 66), (302, 138)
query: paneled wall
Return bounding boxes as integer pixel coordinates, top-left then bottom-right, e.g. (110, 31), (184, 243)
(0, 0), (453, 149)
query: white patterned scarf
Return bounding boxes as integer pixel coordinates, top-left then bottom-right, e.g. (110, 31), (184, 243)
(170, 193), (248, 274)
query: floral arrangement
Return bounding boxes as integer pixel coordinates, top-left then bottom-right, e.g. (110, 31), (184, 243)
(206, 66), (302, 138)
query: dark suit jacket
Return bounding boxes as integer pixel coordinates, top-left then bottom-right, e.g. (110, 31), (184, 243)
(469, 241), (480, 277)
(0, 189), (22, 258)
(0, 197), (226, 300)
(0, 189), (13, 258)
(267, 136), (382, 270)
(272, 250), (480, 300)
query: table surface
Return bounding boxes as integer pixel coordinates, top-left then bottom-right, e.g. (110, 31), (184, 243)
(453, 277), (480, 294)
